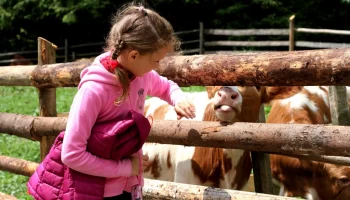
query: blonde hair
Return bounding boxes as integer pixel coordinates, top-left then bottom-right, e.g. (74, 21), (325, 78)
(105, 1), (180, 105)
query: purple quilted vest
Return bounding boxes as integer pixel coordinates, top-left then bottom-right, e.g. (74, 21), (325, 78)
(27, 110), (151, 200)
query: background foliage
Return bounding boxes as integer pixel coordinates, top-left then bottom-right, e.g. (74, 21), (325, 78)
(1, 0), (350, 52)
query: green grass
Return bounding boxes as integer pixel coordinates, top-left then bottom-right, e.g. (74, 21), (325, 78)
(0, 85), (205, 199)
(0, 86), (78, 199)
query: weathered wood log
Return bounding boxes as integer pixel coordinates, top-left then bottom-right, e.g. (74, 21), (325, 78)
(0, 113), (67, 141)
(1, 113), (350, 157)
(0, 65), (35, 86)
(1, 48), (350, 87)
(30, 60), (90, 88)
(271, 153), (350, 166)
(143, 179), (297, 200)
(0, 191), (18, 200)
(0, 155), (293, 199)
(158, 48), (350, 86)
(147, 120), (350, 157)
(0, 155), (38, 177)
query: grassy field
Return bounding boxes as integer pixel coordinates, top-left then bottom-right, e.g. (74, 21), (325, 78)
(0, 85), (270, 199)
(0, 86), (79, 199)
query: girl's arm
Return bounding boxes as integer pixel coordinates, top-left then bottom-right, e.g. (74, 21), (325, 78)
(61, 83), (132, 178)
(147, 70), (186, 106)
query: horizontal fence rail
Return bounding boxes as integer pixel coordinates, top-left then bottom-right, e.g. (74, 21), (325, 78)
(1, 48), (350, 87)
(296, 41), (350, 48)
(142, 179), (298, 200)
(1, 113), (350, 157)
(205, 28), (290, 36)
(0, 154), (297, 200)
(296, 28), (350, 35)
(205, 41), (289, 47)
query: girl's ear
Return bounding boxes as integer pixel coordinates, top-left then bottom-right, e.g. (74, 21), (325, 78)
(128, 50), (139, 60)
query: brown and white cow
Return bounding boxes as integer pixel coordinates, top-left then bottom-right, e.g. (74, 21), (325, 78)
(264, 86), (350, 200)
(142, 86), (262, 190)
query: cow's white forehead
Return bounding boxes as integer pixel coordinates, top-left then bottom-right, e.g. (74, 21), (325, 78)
(223, 86), (238, 92)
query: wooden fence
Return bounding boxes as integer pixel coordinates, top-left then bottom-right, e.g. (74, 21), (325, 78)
(1, 35), (350, 199)
(2, 15), (350, 65)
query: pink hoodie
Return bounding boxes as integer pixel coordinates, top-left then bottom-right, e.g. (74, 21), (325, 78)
(61, 52), (186, 197)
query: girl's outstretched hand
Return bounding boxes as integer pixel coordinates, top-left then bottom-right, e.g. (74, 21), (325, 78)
(174, 98), (196, 120)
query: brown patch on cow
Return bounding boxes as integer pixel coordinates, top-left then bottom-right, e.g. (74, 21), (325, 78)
(167, 151), (172, 168)
(191, 147), (226, 188)
(266, 101), (292, 123)
(144, 154), (161, 178)
(223, 153), (233, 173)
(152, 104), (171, 120)
(270, 155), (313, 197)
(263, 86), (303, 103)
(236, 86), (263, 123)
(231, 151), (252, 190)
(292, 107), (318, 124)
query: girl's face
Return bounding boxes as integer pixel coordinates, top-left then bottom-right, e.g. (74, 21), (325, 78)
(124, 45), (171, 76)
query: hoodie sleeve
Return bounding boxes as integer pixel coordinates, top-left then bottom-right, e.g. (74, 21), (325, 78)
(61, 82), (132, 178)
(147, 70), (187, 106)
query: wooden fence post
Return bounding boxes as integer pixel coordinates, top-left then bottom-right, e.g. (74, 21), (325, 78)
(251, 105), (275, 194)
(329, 86), (350, 126)
(289, 15), (295, 51)
(64, 38), (68, 63)
(37, 37), (58, 161)
(199, 22), (205, 54)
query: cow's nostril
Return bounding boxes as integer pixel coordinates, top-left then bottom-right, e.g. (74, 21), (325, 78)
(231, 94), (237, 99)
(218, 91), (222, 97)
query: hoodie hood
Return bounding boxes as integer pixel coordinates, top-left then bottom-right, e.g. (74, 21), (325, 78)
(78, 52), (119, 89)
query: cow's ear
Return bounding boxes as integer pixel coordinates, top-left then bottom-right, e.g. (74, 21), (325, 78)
(205, 86), (216, 99)
(205, 86), (223, 99)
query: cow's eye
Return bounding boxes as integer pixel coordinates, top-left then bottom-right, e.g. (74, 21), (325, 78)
(337, 176), (350, 186)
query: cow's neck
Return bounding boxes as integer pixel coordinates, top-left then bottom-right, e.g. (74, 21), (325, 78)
(196, 104), (251, 190)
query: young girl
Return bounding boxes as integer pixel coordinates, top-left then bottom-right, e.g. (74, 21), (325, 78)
(61, 2), (196, 200)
